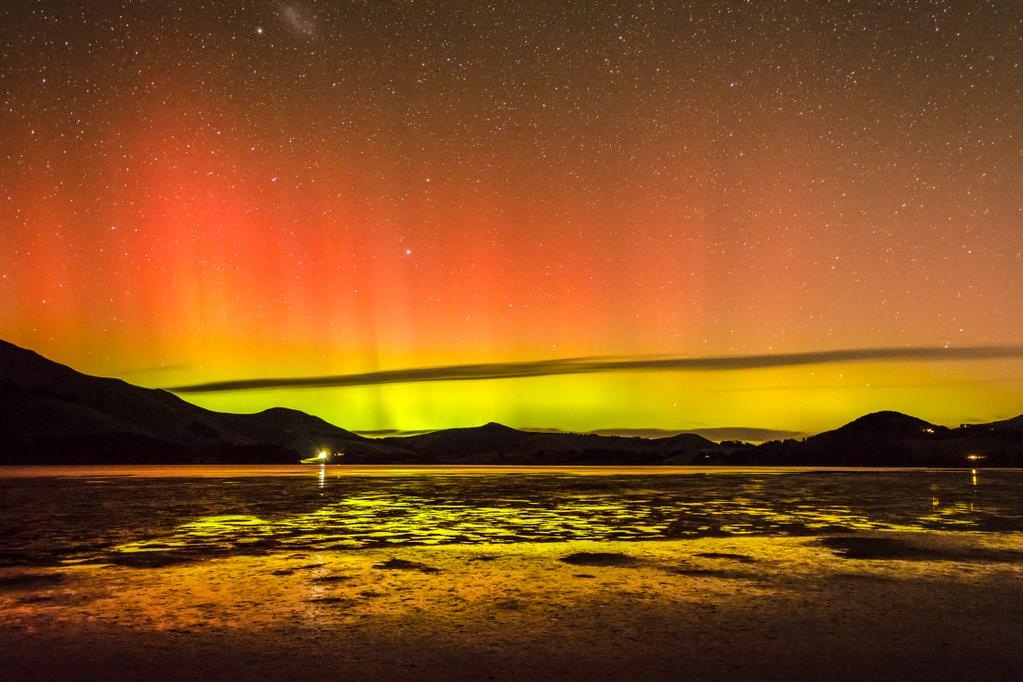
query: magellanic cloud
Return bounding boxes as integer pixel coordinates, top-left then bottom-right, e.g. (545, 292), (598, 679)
(167, 345), (1023, 394)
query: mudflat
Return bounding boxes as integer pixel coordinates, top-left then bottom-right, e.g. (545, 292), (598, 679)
(2, 532), (1022, 681)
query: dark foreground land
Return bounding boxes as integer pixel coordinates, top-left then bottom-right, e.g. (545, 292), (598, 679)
(2, 534), (1022, 681)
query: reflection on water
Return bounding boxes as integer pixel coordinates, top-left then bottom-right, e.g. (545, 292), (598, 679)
(1, 466), (1022, 568)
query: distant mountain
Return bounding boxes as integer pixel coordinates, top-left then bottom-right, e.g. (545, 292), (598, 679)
(825, 410), (941, 437)
(359, 426), (803, 444)
(386, 422), (533, 457)
(527, 426), (805, 443)
(712, 410), (1023, 467)
(379, 424), (717, 465)
(969, 415), (1023, 432)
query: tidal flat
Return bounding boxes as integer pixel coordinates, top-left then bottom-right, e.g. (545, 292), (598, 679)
(2, 466), (1022, 680)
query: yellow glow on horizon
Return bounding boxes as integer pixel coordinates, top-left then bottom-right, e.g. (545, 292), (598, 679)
(163, 357), (1023, 435)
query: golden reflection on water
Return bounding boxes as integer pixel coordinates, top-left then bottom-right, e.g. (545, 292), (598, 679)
(1, 466), (1020, 571)
(3, 467), (1023, 669)
(70, 467), (1016, 568)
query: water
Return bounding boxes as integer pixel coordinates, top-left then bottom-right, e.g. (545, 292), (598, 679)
(2, 466), (1021, 568)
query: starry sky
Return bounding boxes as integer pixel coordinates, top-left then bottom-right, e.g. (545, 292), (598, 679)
(1, 1), (1021, 435)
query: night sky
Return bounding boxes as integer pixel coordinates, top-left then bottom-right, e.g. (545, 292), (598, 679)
(1, 1), (1021, 434)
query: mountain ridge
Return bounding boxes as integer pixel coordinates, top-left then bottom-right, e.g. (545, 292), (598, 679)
(2, 339), (1021, 466)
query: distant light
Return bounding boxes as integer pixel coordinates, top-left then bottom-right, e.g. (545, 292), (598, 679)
(923, 427), (935, 434)
(966, 454), (985, 461)
(318, 450), (329, 460)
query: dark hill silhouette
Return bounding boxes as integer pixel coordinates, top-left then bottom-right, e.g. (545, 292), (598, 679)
(827, 410), (942, 436)
(969, 415), (1023, 431)
(2, 339), (1021, 466)
(381, 425), (718, 465)
(385, 422), (533, 457)
(712, 410), (1023, 466)
(0, 340), (401, 463)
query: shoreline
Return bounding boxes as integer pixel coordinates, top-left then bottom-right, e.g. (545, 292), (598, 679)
(1, 464), (1016, 478)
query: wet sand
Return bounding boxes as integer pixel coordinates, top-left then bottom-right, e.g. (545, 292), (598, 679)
(2, 532), (1022, 681)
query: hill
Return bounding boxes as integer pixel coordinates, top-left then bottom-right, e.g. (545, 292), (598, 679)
(710, 410), (1023, 466)
(969, 415), (1023, 432)
(0, 340), (401, 463)
(379, 424), (717, 465)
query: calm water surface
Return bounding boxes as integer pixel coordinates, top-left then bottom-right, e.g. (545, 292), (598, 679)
(2, 466), (1021, 568)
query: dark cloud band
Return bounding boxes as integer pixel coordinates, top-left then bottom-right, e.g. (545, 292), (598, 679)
(166, 345), (1023, 394)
